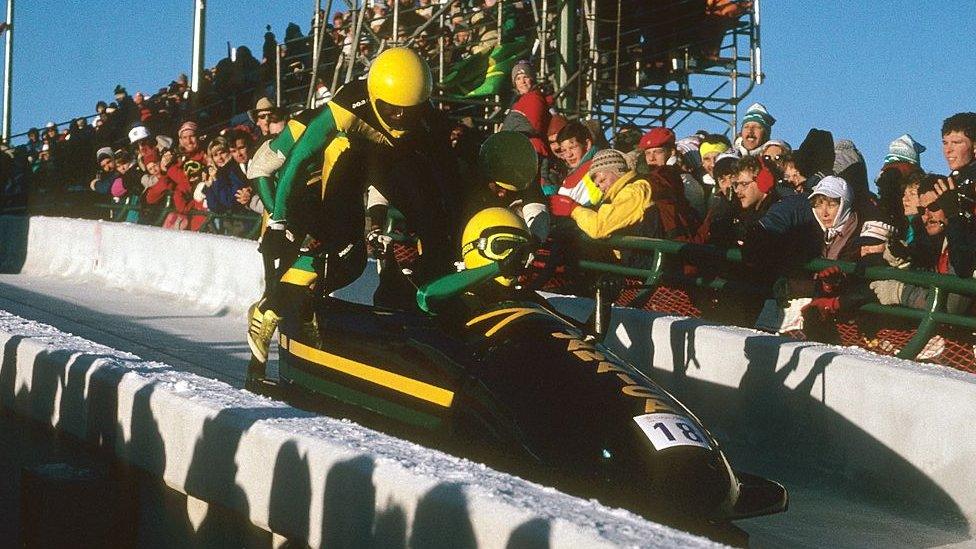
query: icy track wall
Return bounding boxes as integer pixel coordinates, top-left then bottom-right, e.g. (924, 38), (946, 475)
(0, 217), (720, 548)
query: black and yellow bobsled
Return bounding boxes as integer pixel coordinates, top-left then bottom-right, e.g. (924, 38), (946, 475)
(275, 286), (787, 542)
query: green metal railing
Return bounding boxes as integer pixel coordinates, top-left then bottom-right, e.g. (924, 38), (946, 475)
(577, 235), (976, 361)
(95, 197), (263, 239)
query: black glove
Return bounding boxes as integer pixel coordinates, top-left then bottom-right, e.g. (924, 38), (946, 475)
(497, 244), (531, 278)
(366, 227), (393, 259)
(258, 224), (292, 259)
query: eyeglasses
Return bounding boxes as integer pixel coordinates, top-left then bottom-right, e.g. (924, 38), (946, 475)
(732, 179), (755, 190)
(257, 112), (271, 120)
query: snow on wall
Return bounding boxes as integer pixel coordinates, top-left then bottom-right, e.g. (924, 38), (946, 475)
(0, 310), (721, 548)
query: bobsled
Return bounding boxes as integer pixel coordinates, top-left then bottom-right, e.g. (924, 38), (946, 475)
(273, 282), (787, 541)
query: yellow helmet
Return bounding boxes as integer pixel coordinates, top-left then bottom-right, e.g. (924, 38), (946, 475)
(367, 47), (432, 135)
(461, 208), (530, 287)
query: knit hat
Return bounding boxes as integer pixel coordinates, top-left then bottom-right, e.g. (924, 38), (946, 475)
(741, 102), (775, 130)
(760, 139), (791, 154)
(96, 147), (114, 162)
(128, 125), (150, 144)
(547, 115), (568, 138)
(855, 220), (895, 246)
(676, 135), (703, 155)
(114, 84), (127, 96)
(588, 149), (629, 177)
(178, 121), (198, 136)
(884, 134), (926, 166)
(699, 140), (729, 158)
(833, 139), (864, 175)
(795, 128), (835, 178)
(511, 60), (535, 87)
(638, 126), (675, 150)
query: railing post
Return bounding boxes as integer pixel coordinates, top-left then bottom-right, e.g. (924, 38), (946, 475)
(275, 43), (283, 107)
(896, 286), (945, 361)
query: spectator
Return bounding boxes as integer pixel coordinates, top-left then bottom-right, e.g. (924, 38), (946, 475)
(202, 136), (250, 220)
(698, 133), (731, 193)
(759, 139), (791, 178)
(249, 97), (283, 140)
(906, 175), (975, 314)
(128, 125), (159, 166)
(734, 102), (775, 157)
(502, 60), (551, 157)
(793, 128), (834, 193)
(809, 175), (863, 262)
(554, 120), (600, 206)
(636, 126), (675, 169)
(161, 121), (209, 230)
(736, 155), (820, 276)
(543, 115), (568, 194)
(875, 134), (926, 234)
(833, 138), (879, 220)
(550, 148), (651, 245)
(23, 127), (42, 166)
(635, 126), (703, 231)
(114, 85), (140, 127)
(89, 147), (118, 195)
(699, 151), (740, 247)
(939, 112), (976, 218)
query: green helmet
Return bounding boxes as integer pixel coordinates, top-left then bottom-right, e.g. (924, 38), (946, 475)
(478, 131), (539, 192)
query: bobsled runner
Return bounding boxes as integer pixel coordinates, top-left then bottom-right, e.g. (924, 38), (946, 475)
(269, 288), (786, 544)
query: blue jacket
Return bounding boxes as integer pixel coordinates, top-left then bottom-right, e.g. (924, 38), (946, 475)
(204, 163), (249, 214)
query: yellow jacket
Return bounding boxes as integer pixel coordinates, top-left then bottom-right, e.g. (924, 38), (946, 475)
(570, 170), (653, 239)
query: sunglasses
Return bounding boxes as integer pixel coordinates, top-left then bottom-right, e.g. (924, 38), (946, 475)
(921, 203), (943, 213)
(762, 154), (783, 163)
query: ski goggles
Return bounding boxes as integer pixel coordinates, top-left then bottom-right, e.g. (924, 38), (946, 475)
(462, 227), (530, 262)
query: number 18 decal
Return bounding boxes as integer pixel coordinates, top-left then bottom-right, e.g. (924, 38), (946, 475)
(633, 413), (711, 451)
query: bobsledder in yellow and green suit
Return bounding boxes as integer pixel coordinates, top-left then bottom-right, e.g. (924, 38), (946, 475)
(246, 47), (462, 384)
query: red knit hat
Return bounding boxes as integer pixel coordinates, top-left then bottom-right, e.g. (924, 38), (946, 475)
(638, 126), (676, 150)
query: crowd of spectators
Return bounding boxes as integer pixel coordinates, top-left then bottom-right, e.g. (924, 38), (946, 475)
(6, 1), (973, 365)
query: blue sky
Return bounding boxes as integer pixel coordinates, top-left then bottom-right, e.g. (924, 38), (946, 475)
(6, 1), (976, 177)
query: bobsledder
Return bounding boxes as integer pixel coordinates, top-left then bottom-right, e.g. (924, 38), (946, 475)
(260, 206), (787, 544)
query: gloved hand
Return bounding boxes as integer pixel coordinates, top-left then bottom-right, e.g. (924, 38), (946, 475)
(814, 265), (845, 295)
(549, 194), (579, 217)
(802, 296), (840, 321)
(497, 244), (531, 278)
(258, 222), (292, 259)
(366, 227), (393, 258)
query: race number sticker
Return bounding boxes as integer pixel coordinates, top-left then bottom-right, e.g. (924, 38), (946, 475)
(633, 413), (711, 451)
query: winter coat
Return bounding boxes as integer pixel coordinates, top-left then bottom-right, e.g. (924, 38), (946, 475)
(203, 162), (250, 214)
(557, 146), (599, 206)
(570, 170), (653, 240)
(742, 193), (821, 281)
